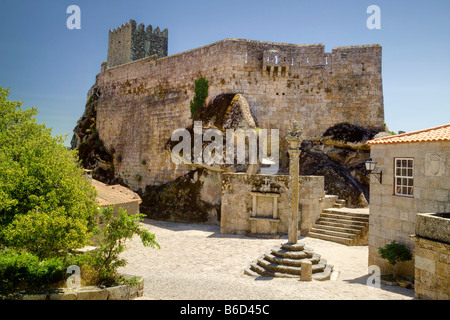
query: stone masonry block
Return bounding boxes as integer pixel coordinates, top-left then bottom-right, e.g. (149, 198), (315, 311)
(415, 255), (436, 274)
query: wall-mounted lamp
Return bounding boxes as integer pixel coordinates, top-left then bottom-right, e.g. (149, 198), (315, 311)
(365, 158), (382, 184)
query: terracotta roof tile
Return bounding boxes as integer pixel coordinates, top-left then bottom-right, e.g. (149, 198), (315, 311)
(91, 179), (142, 207)
(367, 123), (450, 145)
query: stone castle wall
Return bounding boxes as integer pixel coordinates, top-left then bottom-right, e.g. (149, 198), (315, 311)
(107, 22), (133, 68)
(95, 38), (384, 190)
(107, 20), (168, 68)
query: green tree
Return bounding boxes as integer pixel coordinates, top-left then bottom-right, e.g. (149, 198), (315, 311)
(190, 76), (209, 119)
(378, 241), (412, 279)
(0, 87), (98, 259)
(86, 207), (159, 286)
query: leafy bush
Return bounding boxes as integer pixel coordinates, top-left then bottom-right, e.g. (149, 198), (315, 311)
(0, 87), (98, 259)
(378, 241), (412, 278)
(0, 248), (67, 293)
(0, 205), (160, 292)
(190, 77), (209, 119)
(0, 88), (159, 294)
(85, 207), (159, 286)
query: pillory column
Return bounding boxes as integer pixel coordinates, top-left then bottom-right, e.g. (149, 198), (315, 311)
(286, 121), (303, 244)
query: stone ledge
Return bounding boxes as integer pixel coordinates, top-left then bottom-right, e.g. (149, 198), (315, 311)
(415, 213), (450, 244)
(2, 280), (144, 301)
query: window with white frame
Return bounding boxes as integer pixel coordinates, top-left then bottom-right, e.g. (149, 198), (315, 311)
(394, 158), (414, 197)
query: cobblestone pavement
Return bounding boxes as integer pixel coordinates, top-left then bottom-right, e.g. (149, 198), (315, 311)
(119, 219), (415, 300)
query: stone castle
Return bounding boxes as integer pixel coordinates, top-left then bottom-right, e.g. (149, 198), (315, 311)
(107, 20), (168, 68)
(74, 19), (384, 193)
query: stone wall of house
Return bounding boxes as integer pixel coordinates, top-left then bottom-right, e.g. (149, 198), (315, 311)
(220, 173), (329, 235)
(413, 212), (449, 300)
(94, 38), (384, 191)
(413, 236), (450, 300)
(368, 141), (450, 279)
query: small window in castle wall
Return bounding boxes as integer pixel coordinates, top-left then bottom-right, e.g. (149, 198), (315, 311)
(266, 66), (271, 76)
(273, 66), (279, 77)
(245, 53), (248, 64)
(341, 53), (347, 60)
(281, 66), (286, 77)
(394, 158), (414, 197)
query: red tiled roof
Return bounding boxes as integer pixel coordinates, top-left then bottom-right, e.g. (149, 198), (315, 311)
(367, 123), (450, 145)
(91, 179), (142, 207)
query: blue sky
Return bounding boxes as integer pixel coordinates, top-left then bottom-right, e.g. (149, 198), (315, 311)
(0, 0), (449, 146)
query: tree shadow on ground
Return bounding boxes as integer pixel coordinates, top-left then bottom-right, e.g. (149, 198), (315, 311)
(141, 218), (219, 233)
(141, 218), (296, 241)
(344, 274), (415, 299)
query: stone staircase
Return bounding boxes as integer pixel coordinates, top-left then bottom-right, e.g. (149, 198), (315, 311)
(244, 242), (334, 280)
(308, 202), (370, 246)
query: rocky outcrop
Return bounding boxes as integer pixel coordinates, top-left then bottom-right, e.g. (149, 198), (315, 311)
(300, 123), (386, 208)
(166, 93), (259, 174)
(71, 87), (125, 186)
(198, 93), (257, 130)
(139, 169), (221, 224)
(142, 93), (259, 223)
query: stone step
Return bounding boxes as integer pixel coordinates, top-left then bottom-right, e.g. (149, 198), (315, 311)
(271, 247), (314, 260)
(256, 257), (327, 276)
(281, 242), (306, 251)
(315, 220), (365, 231)
(248, 262), (299, 278)
(312, 223), (361, 234)
(246, 261), (333, 281)
(333, 199), (347, 208)
(313, 264), (334, 281)
(319, 216), (368, 227)
(322, 208), (370, 218)
(244, 242), (335, 280)
(325, 195), (339, 201)
(309, 227), (356, 239)
(307, 206), (369, 246)
(308, 232), (353, 245)
(244, 265), (262, 277)
(322, 209), (370, 218)
(263, 252), (321, 267)
(320, 212), (369, 223)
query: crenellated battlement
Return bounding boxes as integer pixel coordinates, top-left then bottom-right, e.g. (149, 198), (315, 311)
(107, 20), (168, 68)
(256, 42), (381, 79)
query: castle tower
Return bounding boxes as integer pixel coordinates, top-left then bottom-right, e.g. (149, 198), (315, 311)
(107, 20), (168, 68)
